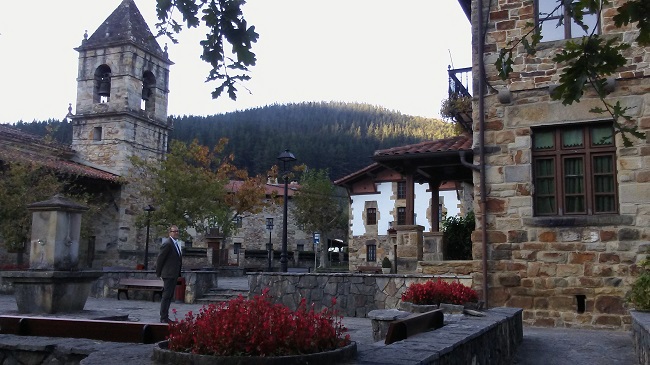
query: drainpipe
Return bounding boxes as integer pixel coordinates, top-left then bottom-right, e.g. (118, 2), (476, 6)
(477, 0), (489, 308)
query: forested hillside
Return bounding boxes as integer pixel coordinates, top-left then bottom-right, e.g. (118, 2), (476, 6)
(7, 101), (458, 180)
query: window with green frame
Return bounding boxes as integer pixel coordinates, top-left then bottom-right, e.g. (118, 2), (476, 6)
(532, 123), (617, 216)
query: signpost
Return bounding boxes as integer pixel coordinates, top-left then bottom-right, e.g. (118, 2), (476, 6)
(313, 233), (320, 270)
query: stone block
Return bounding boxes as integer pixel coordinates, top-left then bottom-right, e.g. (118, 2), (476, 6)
(598, 252), (621, 264)
(499, 273), (521, 287)
(548, 296), (575, 311)
(556, 264), (583, 277)
(504, 165), (531, 183)
(594, 315), (622, 327)
(568, 252), (596, 264)
(620, 183), (650, 204)
(539, 231), (556, 242)
(619, 228), (641, 241)
(537, 252), (567, 263)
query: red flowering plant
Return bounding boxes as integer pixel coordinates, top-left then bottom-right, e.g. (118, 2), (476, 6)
(401, 279), (478, 306)
(166, 288), (351, 356)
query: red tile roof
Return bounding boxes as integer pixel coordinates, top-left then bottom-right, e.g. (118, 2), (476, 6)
(374, 134), (473, 158)
(333, 163), (381, 186)
(0, 125), (120, 183)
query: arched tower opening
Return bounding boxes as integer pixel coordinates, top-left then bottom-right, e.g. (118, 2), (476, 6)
(94, 65), (112, 103)
(141, 70), (156, 112)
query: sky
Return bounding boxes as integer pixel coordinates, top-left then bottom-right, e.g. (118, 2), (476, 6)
(0, 1), (471, 123)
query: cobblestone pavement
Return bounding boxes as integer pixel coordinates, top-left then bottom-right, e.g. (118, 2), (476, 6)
(0, 276), (638, 364)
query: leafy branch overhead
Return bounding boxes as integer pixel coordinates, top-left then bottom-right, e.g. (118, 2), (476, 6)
(155, 0), (259, 100)
(495, 0), (649, 146)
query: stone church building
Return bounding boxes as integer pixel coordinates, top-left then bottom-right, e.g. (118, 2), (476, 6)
(0, 0), (172, 268)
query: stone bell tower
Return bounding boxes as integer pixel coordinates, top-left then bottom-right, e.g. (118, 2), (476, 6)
(69, 0), (173, 257)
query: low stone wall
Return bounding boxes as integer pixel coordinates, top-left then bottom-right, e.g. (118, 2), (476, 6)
(631, 310), (650, 365)
(0, 308), (522, 365)
(248, 273), (472, 317)
(358, 307), (523, 365)
(91, 269), (218, 304)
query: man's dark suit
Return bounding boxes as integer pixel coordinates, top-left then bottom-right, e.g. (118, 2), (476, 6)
(156, 236), (182, 322)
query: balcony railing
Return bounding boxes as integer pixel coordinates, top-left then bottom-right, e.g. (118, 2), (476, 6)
(446, 66), (473, 133)
(448, 66), (472, 98)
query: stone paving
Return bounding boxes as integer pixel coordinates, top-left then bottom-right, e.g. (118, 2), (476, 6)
(0, 276), (639, 364)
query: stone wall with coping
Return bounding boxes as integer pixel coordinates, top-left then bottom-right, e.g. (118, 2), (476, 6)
(248, 273), (472, 317)
(0, 307), (522, 365)
(89, 269), (218, 304)
(631, 310), (650, 365)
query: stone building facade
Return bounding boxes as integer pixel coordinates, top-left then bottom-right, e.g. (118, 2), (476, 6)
(223, 183), (315, 269)
(335, 160), (471, 271)
(466, 0), (650, 329)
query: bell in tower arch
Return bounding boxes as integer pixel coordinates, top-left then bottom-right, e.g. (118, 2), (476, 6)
(142, 84), (152, 101)
(98, 73), (111, 97)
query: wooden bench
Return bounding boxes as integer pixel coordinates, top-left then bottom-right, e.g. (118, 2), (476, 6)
(357, 265), (382, 274)
(384, 309), (444, 345)
(117, 278), (164, 301)
(0, 315), (169, 344)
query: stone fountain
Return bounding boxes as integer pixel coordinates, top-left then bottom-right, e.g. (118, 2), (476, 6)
(1, 194), (103, 313)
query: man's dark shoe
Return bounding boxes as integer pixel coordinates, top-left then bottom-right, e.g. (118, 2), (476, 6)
(160, 318), (172, 324)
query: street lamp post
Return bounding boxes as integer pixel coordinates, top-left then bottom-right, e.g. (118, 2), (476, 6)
(143, 205), (155, 270)
(266, 217), (274, 271)
(277, 149), (296, 272)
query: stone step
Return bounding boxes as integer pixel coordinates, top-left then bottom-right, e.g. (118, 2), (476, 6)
(195, 288), (249, 305)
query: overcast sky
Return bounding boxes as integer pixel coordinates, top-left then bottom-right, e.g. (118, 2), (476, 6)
(0, 0), (471, 123)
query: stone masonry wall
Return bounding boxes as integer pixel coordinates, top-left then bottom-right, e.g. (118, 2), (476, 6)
(471, 0), (650, 329)
(248, 273), (472, 317)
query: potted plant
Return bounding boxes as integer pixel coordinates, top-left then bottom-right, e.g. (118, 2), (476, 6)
(153, 289), (356, 364)
(381, 257), (392, 274)
(400, 279), (478, 313)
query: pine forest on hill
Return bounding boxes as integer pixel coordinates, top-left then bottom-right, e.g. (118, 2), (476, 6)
(7, 101), (458, 180)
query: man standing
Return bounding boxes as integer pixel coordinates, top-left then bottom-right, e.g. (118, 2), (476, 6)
(156, 225), (182, 323)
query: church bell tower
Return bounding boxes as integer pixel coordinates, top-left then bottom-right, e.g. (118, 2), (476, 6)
(70, 0), (173, 256)
(71, 0), (173, 175)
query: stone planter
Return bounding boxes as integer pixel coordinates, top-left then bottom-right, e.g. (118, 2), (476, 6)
(439, 303), (465, 314)
(399, 301), (468, 314)
(152, 340), (357, 365)
(399, 301), (438, 313)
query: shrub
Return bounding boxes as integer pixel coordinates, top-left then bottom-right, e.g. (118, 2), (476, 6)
(401, 279), (478, 305)
(629, 259), (650, 311)
(381, 257), (391, 268)
(167, 289), (350, 356)
(443, 210), (475, 260)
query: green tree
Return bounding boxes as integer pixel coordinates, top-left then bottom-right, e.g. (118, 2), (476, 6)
(495, 0), (649, 145)
(291, 168), (348, 268)
(0, 161), (108, 263)
(129, 138), (268, 241)
(0, 162), (62, 253)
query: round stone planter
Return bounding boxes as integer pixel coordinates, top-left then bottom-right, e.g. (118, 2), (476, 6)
(399, 302), (467, 314)
(439, 303), (465, 314)
(152, 340), (357, 365)
(399, 301), (438, 313)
